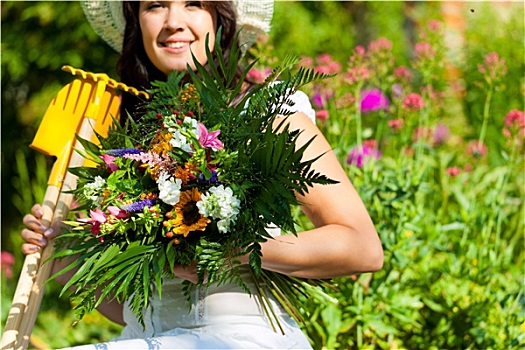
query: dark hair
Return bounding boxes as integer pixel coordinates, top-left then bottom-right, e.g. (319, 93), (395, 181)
(117, 1), (243, 119)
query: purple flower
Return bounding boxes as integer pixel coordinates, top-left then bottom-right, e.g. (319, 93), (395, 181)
(198, 170), (220, 185)
(105, 148), (143, 157)
(360, 88), (389, 113)
(433, 123), (450, 146)
(346, 145), (381, 168)
(121, 199), (156, 213)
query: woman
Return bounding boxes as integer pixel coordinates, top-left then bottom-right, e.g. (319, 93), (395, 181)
(21, 1), (383, 348)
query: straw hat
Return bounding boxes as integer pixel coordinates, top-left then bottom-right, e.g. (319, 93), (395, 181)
(81, 1), (274, 53)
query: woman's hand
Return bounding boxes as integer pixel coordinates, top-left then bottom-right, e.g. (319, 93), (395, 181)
(173, 262), (200, 284)
(20, 204), (56, 255)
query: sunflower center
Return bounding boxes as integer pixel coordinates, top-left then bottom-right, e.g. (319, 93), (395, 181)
(182, 201), (200, 226)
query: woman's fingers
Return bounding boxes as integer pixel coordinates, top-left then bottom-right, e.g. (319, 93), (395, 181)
(31, 203), (44, 219)
(22, 213), (46, 234)
(21, 228), (47, 248)
(21, 242), (41, 255)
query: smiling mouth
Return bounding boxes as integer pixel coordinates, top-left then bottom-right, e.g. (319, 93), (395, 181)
(163, 42), (189, 49)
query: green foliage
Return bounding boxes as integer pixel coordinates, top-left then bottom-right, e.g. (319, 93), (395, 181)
(2, 2), (524, 349)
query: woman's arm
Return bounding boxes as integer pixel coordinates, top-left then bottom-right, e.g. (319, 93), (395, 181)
(257, 112), (383, 279)
(21, 204), (125, 326)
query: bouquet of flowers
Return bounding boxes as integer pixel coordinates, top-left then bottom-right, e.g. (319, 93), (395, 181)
(51, 33), (337, 331)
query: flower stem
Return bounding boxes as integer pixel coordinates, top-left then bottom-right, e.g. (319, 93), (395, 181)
(478, 85), (494, 145)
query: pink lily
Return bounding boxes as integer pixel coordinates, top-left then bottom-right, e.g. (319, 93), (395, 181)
(107, 206), (129, 219)
(90, 209), (107, 234)
(198, 123), (224, 151)
(101, 154), (119, 173)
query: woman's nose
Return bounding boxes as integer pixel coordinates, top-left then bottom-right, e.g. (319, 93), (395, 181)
(165, 7), (186, 31)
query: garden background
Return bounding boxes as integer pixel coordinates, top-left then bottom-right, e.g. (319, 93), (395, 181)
(1, 1), (524, 349)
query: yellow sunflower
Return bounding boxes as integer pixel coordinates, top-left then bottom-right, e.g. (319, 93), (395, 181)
(172, 187), (210, 237)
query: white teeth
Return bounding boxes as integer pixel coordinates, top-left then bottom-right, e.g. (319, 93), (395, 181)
(165, 42), (186, 49)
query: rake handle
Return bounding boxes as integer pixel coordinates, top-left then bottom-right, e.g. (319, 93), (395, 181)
(0, 183), (59, 350)
(14, 116), (98, 350)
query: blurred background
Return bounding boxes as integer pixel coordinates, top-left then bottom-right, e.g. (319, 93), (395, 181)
(1, 1), (524, 349)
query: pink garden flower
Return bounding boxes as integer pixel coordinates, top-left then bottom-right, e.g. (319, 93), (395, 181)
(504, 109), (525, 128)
(428, 20), (443, 33)
(345, 66), (370, 85)
(1, 251), (15, 279)
(360, 88), (389, 113)
(317, 53), (334, 65)
(388, 118), (404, 131)
(503, 109), (525, 141)
(312, 54), (342, 75)
(346, 144), (381, 168)
(394, 66), (412, 81)
(246, 68), (267, 84)
(314, 65), (331, 75)
(315, 109), (330, 122)
(414, 42), (436, 60)
(478, 52), (507, 82)
(402, 93), (425, 112)
(466, 140), (488, 158)
(368, 37), (393, 53)
(198, 123), (224, 152)
(446, 167), (461, 177)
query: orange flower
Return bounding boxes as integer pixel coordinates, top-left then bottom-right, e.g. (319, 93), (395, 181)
(150, 131), (173, 155)
(172, 188), (210, 237)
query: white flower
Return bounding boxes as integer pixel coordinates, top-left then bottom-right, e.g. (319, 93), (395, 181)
(157, 174), (183, 205)
(167, 116), (200, 153)
(197, 185), (241, 233)
(169, 130), (193, 153)
(83, 176), (106, 204)
(182, 116), (200, 135)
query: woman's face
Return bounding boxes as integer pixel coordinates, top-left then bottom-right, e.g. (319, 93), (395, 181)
(139, 1), (216, 74)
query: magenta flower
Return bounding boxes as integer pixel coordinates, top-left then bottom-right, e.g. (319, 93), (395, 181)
(1, 251), (15, 279)
(101, 154), (119, 173)
(198, 123), (224, 151)
(360, 88), (389, 113)
(402, 93), (425, 112)
(312, 92), (325, 109)
(346, 145), (381, 168)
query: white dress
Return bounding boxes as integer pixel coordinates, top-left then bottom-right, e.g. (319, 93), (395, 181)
(61, 90), (316, 350)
